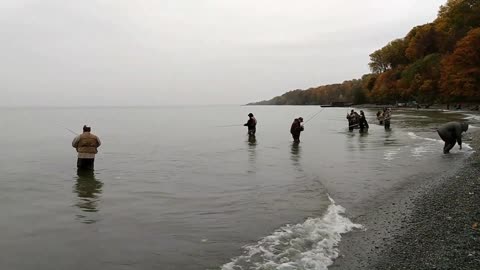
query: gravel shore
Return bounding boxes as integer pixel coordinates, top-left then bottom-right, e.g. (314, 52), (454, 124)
(332, 130), (480, 270)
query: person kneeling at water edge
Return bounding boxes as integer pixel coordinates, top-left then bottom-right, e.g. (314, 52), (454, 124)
(437, 122), (468, 154)
(244, 113), (257, 136)
(72, 125), (101, 170)
(290, 117), (304, 143)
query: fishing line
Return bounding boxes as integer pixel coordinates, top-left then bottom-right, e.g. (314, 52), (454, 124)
(54, 122), (79, 135)
(214, 124), (243, 128)
(304, 106), (325, 124)
(65, 127), (79, 135)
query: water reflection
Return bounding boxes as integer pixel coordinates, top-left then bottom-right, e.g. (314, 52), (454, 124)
(383, 129), (397, 146)
(290, 142), (302, 172)
(248, 135), (257, 146)
(74, 169), (103, 224)
(357, 131), (368, 151)
(247, 135), (257, 172)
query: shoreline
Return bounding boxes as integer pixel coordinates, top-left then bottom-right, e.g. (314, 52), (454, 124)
(331, 130), (480, 269)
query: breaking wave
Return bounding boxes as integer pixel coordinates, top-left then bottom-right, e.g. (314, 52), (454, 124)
(407, 132), (443, 144)
(408, 132), (473, 151)
(221, 197), (363, 270)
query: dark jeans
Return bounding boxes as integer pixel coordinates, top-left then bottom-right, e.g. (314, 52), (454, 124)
(248, 129), (256, 136)
(77, 158), (95, 170)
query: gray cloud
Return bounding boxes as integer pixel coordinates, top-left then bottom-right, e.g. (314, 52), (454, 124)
(1, 0), (446, 106)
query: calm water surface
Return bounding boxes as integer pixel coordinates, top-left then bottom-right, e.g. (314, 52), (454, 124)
(0, 106), (475, 270)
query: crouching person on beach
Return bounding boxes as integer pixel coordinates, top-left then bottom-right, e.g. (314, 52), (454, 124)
(437, 122), (468, 154)
(72, 125), (101, 170)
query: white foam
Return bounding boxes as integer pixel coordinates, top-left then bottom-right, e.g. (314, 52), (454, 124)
(463, 113), (480, 121)
(221, 197), (363, 270)
(463, 143), (473, 151)
(408, 132), (474, 152)
(384, 148), (401, 161)
(394, 114), (429, 119)
(411, 146), (431, 158)
(407, 132), (443, 144)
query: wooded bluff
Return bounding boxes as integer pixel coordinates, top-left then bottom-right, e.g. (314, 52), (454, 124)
(250, 0), (480, 106)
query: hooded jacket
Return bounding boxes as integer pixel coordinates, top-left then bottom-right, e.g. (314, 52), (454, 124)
(290, 119), (304, 135)
(437, 122), (469, 146)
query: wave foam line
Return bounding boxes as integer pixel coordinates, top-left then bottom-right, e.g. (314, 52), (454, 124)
(408, 132), (474, 151)
(408, 132), (443, 143)
(463, 113), (480, 121)
(221, 197), (363, 270)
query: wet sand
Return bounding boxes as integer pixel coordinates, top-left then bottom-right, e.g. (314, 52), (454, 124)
(332, 130), (480, 269)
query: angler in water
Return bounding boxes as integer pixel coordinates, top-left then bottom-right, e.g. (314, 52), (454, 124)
(359, 110), (369, 133)
(244, 113), (257, 136)
(346, 110), (359, 131)
(290, 117), (304, 143)
(376, 110), (384, 125)
(383, 107), (392, 130)
(436, 122), (469, 154)
(72, 125), (101, 170)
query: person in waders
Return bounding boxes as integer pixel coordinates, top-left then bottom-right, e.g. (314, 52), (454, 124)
(376, 110), (384, 125)
(72, 125), (101, 170)
(436, 122), (469, 154)
(359, 110), (369, 133)
(383, 108), (392, 130)
(244, 113), (257, 136)
(346, 110), (359, 131)
(290, 117), (304, 143)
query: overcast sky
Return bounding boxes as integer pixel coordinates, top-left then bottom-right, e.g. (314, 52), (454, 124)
(1, 0), (446, 106)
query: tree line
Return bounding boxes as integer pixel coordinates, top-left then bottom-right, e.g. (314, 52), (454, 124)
(250, 0), (480, 105)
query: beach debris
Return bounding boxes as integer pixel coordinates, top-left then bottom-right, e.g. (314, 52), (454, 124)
(472, 222), (478, 230)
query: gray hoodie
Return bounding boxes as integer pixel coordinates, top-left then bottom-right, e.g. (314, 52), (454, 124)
(437, 121), (469, 146)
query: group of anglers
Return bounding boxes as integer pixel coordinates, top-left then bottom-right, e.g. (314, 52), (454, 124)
(72, 112), (470, 170)
(346, 109), (370, 132)
(345, 107), (393, 132)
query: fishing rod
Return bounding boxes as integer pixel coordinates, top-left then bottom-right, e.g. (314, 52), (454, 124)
(215, 124), (243, 128)
(304, 106), (325, 124)
(54, 122), (79, 135)
(65, 127), (79, 135)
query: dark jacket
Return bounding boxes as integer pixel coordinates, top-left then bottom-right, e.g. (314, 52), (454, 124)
(290, 119), (304, 135)
(437, 122), (469, 145)
(360, 114), (369, 129)
(244, 117), (257, 131)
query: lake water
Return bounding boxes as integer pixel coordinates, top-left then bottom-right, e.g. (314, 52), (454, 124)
(0, 106), (476, 270)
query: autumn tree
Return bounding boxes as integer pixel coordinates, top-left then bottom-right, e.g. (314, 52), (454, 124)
(369, 39), (408, 73)
(405, 24), (438, 60)
(436, 0), (480, 52)
(440, 27), (480, 100)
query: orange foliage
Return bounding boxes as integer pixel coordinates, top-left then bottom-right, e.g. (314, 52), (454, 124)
(440, 27), (480, 100)
(405, 24), (438, 60)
